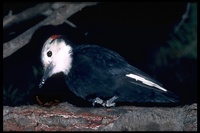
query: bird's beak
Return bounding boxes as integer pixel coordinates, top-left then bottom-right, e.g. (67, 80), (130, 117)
(39, 63), (54, 88)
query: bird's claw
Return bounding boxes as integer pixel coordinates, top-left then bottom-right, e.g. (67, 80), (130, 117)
(92, 96), (118, 107)
(105, 95), (118, 107)
(92, 97), (104, 107)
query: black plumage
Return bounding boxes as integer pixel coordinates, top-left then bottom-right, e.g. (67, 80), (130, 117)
(39, 35), (179, 107)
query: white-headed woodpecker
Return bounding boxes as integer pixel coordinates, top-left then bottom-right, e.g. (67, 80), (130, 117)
(39, 35), (178, 107)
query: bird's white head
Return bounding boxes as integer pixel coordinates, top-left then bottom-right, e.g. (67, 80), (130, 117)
(39, 35), (73, 88)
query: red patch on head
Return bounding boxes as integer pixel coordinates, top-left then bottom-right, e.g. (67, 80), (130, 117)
(50, 35), (61, 40)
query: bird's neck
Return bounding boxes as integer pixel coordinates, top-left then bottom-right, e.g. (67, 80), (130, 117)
(52, 45), (73, 75)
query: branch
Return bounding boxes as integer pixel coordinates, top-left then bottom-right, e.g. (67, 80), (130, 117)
(3, 103), (197, 131)
(3, 2), (98, 58)
(3, 3), (51, 29)
(174, 3), (190, 33)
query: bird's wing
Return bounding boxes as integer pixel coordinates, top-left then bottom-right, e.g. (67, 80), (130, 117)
(72, 44), (178, 102)
(82, 45), (166, 91)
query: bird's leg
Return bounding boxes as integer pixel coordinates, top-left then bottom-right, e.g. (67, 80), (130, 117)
(92, 97), (104, 107)
(92, 96), (118, 107)
(104, 96), (118, 107)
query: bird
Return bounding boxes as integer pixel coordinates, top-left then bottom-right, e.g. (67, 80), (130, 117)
(39, 34), (179, 107)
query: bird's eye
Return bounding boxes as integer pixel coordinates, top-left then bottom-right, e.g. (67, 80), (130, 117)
(47, 51), (52, 57)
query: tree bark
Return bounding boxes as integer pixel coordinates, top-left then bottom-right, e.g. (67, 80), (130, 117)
(3, 103), (197, 131)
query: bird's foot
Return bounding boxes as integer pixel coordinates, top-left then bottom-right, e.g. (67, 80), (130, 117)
(92, 96), (118, 107)
(105, 96), (118, 107)
(92, 97), (104, 107)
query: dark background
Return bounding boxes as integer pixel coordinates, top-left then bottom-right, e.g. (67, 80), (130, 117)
(3, 2), (197, 106)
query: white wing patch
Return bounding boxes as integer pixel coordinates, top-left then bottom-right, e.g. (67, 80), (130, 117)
(126, 74), (167, 92)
